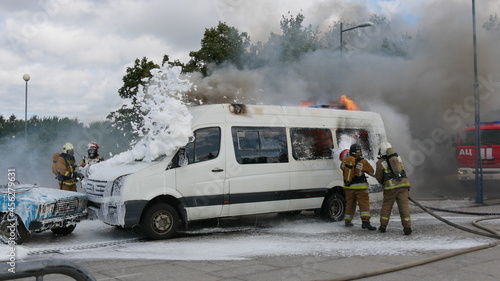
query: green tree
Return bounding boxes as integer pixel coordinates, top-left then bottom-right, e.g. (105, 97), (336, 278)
(368, 14), (411, 57)
(187, 22), (250, 76)
(260, 13), (322, 63)
(107, 57), (160, 140)
(279, 13), (322, 61)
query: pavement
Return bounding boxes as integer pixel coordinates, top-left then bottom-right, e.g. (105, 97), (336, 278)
(6, 198), (500, 281)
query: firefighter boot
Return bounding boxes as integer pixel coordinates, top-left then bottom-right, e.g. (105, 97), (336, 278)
(345, 221), (353, 227)
(403, 227), (412, 235)
(362, 222), (376, 230)
(378, 226), (386, 233)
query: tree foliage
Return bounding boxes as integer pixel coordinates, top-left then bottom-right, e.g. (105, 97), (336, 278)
(0, 115), (130, 157)
(107, 57), (160, 140)
(0, 114), (131, 186)
(187, 22), (250, 76)
(275, 13), (322, 61)
(483, 13), (500, 31)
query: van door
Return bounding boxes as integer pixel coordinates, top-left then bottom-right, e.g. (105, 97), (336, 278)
(176, 126), (226, 221)
(226, 126), (290, 216)
(289, 127), (334, 210)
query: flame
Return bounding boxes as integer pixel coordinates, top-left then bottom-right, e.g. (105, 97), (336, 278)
(300, 100), (314, 107)
(340, 95), (359, 111)
(299, 95), (360, 110)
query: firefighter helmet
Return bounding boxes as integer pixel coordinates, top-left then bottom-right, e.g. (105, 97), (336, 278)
(62, 142), (74, 154)
(87, 142), (99, 150)
(339, 149), (350, 161)
(349, 143), (362, 157)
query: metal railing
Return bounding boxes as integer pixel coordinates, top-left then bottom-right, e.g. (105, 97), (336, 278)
(0, 259), (96, 281)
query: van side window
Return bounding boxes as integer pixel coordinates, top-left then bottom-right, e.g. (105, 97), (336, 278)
(185, 127), (221, 164)
(232, 127), (288, 164)
(291, 128), (333, 160)
(336, 128), (373, 159)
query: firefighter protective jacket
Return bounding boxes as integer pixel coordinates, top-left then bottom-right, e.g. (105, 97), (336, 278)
(57, 153), (77, 186)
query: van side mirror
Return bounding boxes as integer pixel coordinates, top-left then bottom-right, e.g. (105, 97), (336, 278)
(178, 147), (188, 167)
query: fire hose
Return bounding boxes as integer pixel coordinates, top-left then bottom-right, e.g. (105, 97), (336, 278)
(321, 196), (500, 281)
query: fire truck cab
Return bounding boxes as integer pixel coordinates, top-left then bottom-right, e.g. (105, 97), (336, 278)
(456, 121), (500, 181)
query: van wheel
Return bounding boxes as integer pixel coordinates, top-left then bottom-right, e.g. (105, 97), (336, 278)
(321, 193), (346, 221)
(0, 213), (28, 245)
(141, 203), (179, 240)
(51, 225), (76, 235)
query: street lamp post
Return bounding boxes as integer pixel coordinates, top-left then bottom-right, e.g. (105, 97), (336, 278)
(340, 21), (374, 53)
(472, 0), (483, 204)
(23, 73), (30, 145)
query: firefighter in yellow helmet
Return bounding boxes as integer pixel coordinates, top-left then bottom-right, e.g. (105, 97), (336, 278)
(340, 143), (376, 230)
(375, 142), (412, 235)
(56, 142), (80, 192)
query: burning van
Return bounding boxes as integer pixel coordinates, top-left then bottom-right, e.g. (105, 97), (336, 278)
(86, 104), (387, 240)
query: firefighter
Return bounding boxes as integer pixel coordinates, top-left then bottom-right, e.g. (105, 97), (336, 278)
(51, 152), (60, 176)
(340, 143), (376, 230)
(375, 142), (412, 235)
(79, 141), (104, 167)
(56, 142), (80, 192)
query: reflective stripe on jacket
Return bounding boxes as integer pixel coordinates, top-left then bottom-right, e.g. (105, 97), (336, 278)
(343, 183), (369, 190)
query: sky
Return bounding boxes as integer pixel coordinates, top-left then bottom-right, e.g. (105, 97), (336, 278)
(0, 0), (425, 124)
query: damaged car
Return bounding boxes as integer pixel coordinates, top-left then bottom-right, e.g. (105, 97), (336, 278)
(0, 183), (87, 244)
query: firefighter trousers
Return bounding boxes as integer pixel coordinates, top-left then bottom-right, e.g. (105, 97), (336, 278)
(343, 189), (372, 223)
(59, 182), (77, 192)
(380, 188), (411, 228)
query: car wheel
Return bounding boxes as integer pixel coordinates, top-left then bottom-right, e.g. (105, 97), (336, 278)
(0, 213), (28, 245)
(141, 203), (179, 240)
(321, 193), (346, 221)
(51, 225), (76, 235)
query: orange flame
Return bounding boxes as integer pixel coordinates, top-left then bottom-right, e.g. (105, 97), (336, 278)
(340, 95), (359, 111)
(300, 100), (314, 107)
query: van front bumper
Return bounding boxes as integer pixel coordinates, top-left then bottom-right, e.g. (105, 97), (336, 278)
(88, 200), (148, 228)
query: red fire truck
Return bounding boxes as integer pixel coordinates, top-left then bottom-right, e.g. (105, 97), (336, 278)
(456, 121), (500, 181)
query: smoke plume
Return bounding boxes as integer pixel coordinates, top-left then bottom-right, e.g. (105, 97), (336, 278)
(187, 0), (500, 196)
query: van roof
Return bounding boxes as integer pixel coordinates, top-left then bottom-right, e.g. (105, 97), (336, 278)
(188, 104), (385, 131)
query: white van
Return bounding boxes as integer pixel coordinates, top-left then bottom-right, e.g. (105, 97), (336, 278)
(86, 104), (386, 240)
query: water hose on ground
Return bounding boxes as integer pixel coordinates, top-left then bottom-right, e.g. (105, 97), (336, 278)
(422, 206), (500, 216)
(409, 197), (500, 239)
(320, 196), (500, 281)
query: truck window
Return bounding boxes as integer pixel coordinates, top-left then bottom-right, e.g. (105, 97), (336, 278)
(291, 128), (333, 160)
(460, 129), (500, 146)
(336, 128), (373, 159)
(185, 127), (221, 164)
(231, 127), (288, 164)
